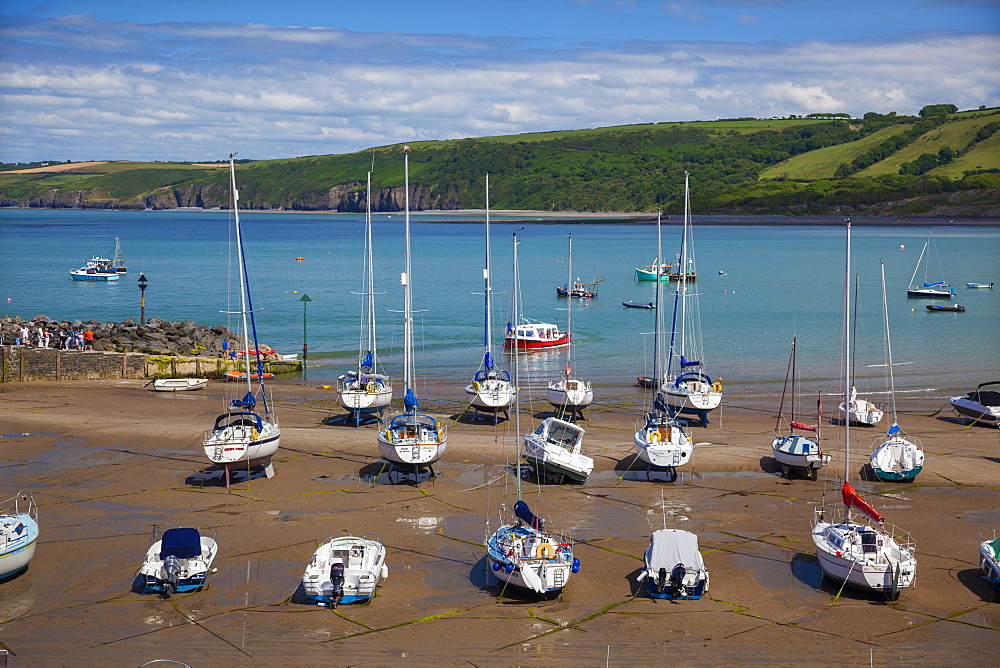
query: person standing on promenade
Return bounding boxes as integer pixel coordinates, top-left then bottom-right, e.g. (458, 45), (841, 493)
(58, 329), (68, 349)
(19, 325), (29, 347)
(75, 331), (85, 351)
(41, 329), (51, 349)
(35, 325), (44, 347)
(84, 329), (94, 352)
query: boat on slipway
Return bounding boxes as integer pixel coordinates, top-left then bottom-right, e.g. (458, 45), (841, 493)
(376, 148), (448, 472)
(812, 220), (917, 600)
(339, 171), (393, 426)
(139, 527), (218, 597)
(870, 260), (924, 482)
(301, 533), (387, 607)
(1, 492), (38, 580)
(464, 174), (516, 422)
(202, 155), (281, 488)
(771, 336), (829, 478)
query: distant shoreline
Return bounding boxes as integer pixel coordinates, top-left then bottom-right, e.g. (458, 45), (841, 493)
(5, 206), (998, 226)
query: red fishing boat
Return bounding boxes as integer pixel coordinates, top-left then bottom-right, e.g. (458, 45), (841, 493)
(502, 319), (570, 350)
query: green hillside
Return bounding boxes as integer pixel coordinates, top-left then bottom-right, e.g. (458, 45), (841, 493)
(2, 106), (998, 217)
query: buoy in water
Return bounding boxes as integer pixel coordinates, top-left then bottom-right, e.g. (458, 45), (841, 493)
(899, 245), (904, 250)
(296, 257), (305, 261)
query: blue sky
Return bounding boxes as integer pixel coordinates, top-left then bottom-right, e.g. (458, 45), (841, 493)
(1, 0), (998, 163)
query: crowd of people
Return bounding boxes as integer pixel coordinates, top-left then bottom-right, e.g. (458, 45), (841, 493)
(13, 324), (95, 351)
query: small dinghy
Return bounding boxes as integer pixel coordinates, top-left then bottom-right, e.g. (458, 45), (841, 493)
(925, 304), (965, 312)
(151, 378), (208, 392)
(638, 529), (709, 600)
(622, 301), (655, 309)
(979, 529), (1000, 601)
(966, 282), (993, 289)
(301, 534), (387, 606)
(140, 527), (218, 597)
(1, 492), (38, 579)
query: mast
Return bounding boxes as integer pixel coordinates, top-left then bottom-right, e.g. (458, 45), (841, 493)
(565, 234), (573, 379)
(653, 209), (663, 389)
(402, 149), (413, 404)
(880, 260), (899, 423)
(364, 171), (377, 370)
(843, 218), (852, 485)
(483, 174), (493, 368)
(678, 172), (690, 363)
(512, 233), (523, 502)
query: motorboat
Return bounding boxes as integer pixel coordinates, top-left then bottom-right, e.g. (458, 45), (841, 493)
(949, 381), (1000, 424)
(979, 529), (1000, 601)
(966, 282), (993, 289)
(301, 534), (387, 607)
(1, 492), (38, 579)
(838, 385), (884, 426)
(151, 378), (208, 392)
(870, 260), (924, 482)
(339, 171), (393, 426)
(623, 301), (655, 309)
(464, 174), (516, 422)
(925, 304), (965, 312)
(638, 529), (709, 600)
(203, 155), (281, 487)
(139, 527), (218, 597)
(523, 416), (592, 483)
(771, 336), (830, 477)
(69, 256), (121, 281)
(503, 319), (570, 350)
(813, 219), (916, 600)
(556, 277), (603, 298)
(376, 149), (447, 471)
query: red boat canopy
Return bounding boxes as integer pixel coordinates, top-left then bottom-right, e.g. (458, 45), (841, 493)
(842, 481), (884, 525)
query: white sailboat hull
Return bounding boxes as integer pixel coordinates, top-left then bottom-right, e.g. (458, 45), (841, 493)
(1, 493), (38, 579)
(771, 435), (831, 472)
(465, 378), (516, 411)
(546, 379), (593, 410)
(812, 511), (916, 595)
(203, 420), (281, 464)
(486, 523), (575, 594)
(661, 385), (722, 412)
(870, 435), (924, 481)
(838, 398), (884, 426)
(376, 414), (447, 466)
(633, 419), (692, 467)
(339, 386), (393, 413)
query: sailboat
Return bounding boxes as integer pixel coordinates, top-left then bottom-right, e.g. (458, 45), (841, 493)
(376, 148), (447, 472)
(660, 172), (721, 426)
(486, 233), (580, 595)
(906, 230), (954, 298)
(634, 211), (694, 472)
(464, 174), (516, 422)
(870, 260), (924, 482)
(838, 275), (884, 427)
(0, 491), (38, 579)
(339, 171), (393, 426)
(202, 155), (281, 488)
(546, 234), (593, 420)
(771, 336), (830, 478)
(812, 219), (917, 600)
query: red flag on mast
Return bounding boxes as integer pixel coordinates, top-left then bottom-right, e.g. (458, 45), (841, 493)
(841, 481), (884, 525)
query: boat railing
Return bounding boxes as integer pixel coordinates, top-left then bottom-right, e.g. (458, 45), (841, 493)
(813, 504), (915, 557)
(2, 492), (36, 521)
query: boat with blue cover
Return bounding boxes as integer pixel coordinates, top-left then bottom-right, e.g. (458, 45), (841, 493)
(0, 492), (38, 580)
(139, 527), (218, 596)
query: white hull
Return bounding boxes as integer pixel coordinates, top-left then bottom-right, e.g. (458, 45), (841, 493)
(546, 379), (593, 411)
(949, 397), (1000, 423)
(376, 414), (447, 466)
(301, 535), (387, 605)
(140, 528), (218, 595)
(203, 418), (281, 464)
(1, 493), (38, 579)
(339, 386), (393, 413)
(486, 523), (575, 594)
(661, 384), (722, 411)
(870, 435), (924, 479)
(839, 398), (884, 426)
(812, 510), (916, 596)
(465, 378), (516, 412)
(633, 418), (692, 467)
(523, 418), (592, 482)
(771, 435), (831, 472)
(152, 378), (208, 391)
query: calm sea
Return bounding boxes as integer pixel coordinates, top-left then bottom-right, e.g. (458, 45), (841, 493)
(1, 208), (997, 403)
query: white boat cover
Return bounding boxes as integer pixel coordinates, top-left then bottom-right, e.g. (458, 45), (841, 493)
(648, 529), (703, 570)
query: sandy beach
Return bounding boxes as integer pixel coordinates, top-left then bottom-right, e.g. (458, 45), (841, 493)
(1, 379), (997, 666)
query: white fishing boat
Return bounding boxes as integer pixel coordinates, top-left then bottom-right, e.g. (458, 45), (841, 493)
(634, 211), (693, 471)
(949, 381), (1000, 424)
(464, 174), (516, 422)
(202, 155), (281, 487)
(660, 172), (721, 425)
(638, 529), (709, 600)
(771, 336), (830, 477)
(339, 171), (393, 426)
(486, 246), (580, 595)
(870, 260), (924, 482)
(0, 492), (38, 579)
(376, 148), (447, 471)
(139, 527), (218, 597)
(812, 219), (917, 600)
(546, 234), (593, 419)
(979, 529), (1000, 601)
(150, 378), (208, 392)
(301, 533), (387, 607)
(906, 230), (953, 298)
(69, 256), (120, 281)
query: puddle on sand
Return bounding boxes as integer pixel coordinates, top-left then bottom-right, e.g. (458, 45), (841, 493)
(729, 550), (828, 597)
(396, 516), (445, 534)
(0, 432), (59, 439)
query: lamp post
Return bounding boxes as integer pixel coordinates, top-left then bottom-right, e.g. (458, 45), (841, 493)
(137, 273), (148, 324)
(299, 293), (311, 381)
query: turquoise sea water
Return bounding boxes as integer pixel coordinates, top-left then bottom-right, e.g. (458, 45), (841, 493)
(1, 208), (997, 401)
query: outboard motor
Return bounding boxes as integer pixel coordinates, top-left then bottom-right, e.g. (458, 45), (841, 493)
(655, 567), (668, 595)
(162, 555), (181, 597)
(329, 563), (345, 606)
(669, 563), (686, 598)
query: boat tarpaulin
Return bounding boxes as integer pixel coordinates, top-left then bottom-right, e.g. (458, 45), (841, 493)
(160, 528), (202, 560)
(647, 529), (704, 571)
(483, 351), (495, 371)
(513, 500), (543, 530)
(842, 482), (884, 525)
(653, 393), (668, 414)
(230, 392), (256, 409)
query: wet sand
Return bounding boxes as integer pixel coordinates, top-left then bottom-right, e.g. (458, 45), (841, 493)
(1, 380), (998, 666)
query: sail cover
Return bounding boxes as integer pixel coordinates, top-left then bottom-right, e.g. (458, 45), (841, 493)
(513, 500), (543, 530)
(653, 393), (668, 414)
(230, 392), (256, 409)
(403, 388), (418, 411)
(680, 355), (701, 368)
(842, 482), (884, 525)
(789, 421), (816, 432)
(647, 529), (703, 571)
(360, 351), (373, 369)
(483, 351), (495, 371)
